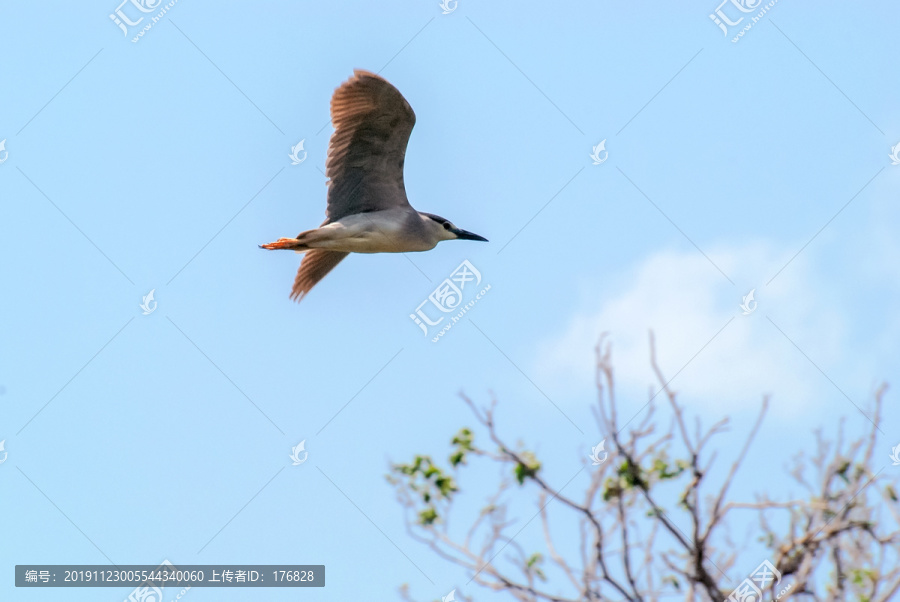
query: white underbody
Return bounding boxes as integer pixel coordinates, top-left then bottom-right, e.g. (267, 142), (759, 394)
(299, 208), (440, 253)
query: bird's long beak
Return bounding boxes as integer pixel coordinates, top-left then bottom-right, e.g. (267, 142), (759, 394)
(454, 228), (488, 242)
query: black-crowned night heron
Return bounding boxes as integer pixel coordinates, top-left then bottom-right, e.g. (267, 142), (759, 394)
(261, 69), (488, 302)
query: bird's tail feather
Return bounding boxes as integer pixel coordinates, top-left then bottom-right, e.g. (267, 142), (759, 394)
(291, 250), (349, 302)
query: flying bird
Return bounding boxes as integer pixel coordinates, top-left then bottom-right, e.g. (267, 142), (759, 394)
(261, 69), (488, 302)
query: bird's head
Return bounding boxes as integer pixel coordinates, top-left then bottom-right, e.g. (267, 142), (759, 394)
(421, 213), (488, 244)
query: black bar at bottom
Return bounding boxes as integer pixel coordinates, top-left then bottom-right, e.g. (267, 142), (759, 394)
(15, 565), (324, 587)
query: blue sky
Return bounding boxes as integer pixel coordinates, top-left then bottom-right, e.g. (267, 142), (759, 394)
(1, 1), (899, 600)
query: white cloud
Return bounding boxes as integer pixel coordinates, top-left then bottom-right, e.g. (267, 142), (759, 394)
(537, 243), (849, 419)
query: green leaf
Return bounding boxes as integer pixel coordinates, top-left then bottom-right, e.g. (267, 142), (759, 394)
(663, 575), (680, 590)
(514, 451), (541, 485)
(525, 553), (546, 581)
(418, 507), (438, 525)
(449, 428), (475, 467)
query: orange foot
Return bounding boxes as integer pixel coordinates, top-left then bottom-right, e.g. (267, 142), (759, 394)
(259, 238), (300, 250)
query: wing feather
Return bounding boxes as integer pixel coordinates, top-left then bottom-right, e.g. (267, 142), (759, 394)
(324, 70), (415, 222)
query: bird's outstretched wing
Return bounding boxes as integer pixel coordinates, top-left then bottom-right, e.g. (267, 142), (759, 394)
(324, 69), (416, 223)
(291, 250), (349, 302)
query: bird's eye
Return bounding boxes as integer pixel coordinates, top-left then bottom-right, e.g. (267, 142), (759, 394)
(443, 222), (452, 230)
